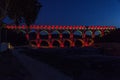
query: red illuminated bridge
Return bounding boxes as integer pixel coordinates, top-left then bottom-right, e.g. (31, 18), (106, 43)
(6, 25), (116, 48)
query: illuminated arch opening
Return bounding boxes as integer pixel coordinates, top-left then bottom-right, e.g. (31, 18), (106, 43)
(94, 30), (102, 37)
(52, 40), (61, 48)
(64, 40), (72, 47)
(73, 30), (82, 39)
(85, 30), (92, 38)
(75, 39), (83, 47)
(40, 30), (49, 39)
(40, 40), (49, 48)
(51, 30), (60, 39)
(62, 30), (70, 39)
(104, 30), (110, 35)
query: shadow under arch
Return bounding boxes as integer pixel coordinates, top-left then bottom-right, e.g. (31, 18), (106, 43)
(28, 30), (37, 40)
(75, 39), (84, 47)
(63, 39), (72, 48)
(40, 40), (50, 48)
(40, 30), (49, 39)
(62, 30), (70, 39)
(51, 30), (60, 39)
(73, 30), (82, 39)
(85, 30), (93, 38)
(52, 40), (61, 48)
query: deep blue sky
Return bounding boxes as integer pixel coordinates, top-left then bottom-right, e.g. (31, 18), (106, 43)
(35, 0), (120, 27)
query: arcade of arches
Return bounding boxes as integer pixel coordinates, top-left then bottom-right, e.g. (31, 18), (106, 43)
(6, 25), (116, 48)
(25, 29), (111, 48)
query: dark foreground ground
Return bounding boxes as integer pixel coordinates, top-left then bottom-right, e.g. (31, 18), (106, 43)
(0, 50), (32, 80)
(1, 47), (120, 80)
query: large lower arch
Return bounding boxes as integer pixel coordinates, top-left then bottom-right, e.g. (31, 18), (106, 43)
(40, 40), (50, 48)
(62, 30), (70, 39)
(51, 30), (60, 39)
(52, 40), (61, 48)
(75, 39), (84, 47)
(40, 30), (49, 39)
(63, 39), (72, 47)
(73, 30), (82, 39)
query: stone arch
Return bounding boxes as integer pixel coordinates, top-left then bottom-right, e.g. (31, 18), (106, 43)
(40, 40), (50, 48)
(40, 30), (49, 39)
(18, 30), (26, 36)
(30, 41), (37, 47)
(51, 30), (60, 39)
(85, 30), (93, 38)
(75, 39), (84, 47)
(73, 30), (82, 39)
(104, 30), (110, 35)
(62, 30), (71, 39)
(20, 30), (26, 34)
(94, 30), (102, 37)
(52, 40), (61, 48)
(29, 30), (37, 40)
(87, 39), (94, 46)
(29, 29), (37, 34)
(63, 39), (72, 47)
(17, 30), (26, 39)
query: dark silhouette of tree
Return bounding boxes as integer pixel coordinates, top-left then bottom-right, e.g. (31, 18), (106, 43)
(0, 0), (42, 25)
(0, 0), (42, 45)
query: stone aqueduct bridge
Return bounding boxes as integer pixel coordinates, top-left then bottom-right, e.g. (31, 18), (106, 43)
(6, 25), (116, 48)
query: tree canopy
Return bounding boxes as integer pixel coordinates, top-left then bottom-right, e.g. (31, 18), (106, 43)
(0, 0), (42, 25)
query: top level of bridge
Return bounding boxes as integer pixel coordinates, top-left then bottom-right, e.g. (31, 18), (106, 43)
(6, 25), (116, 30)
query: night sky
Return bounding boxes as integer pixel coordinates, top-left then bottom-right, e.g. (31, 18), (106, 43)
(35, 0), (120, 28)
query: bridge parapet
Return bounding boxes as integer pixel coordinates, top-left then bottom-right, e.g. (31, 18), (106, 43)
(6, 25), (116, 30)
